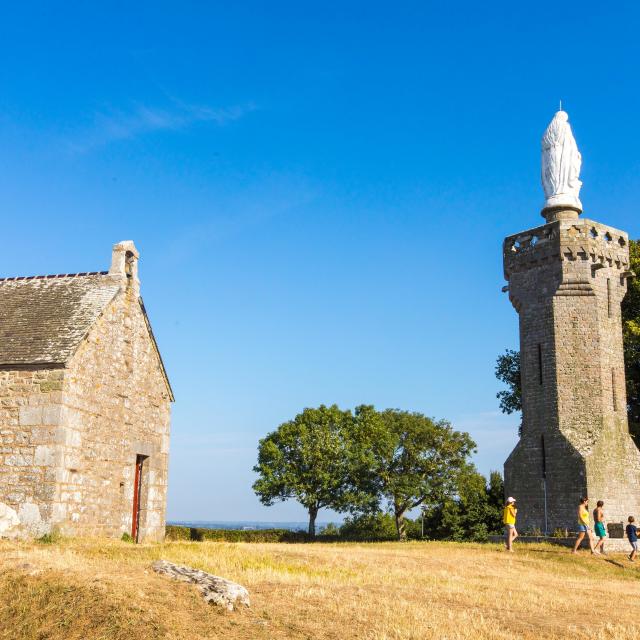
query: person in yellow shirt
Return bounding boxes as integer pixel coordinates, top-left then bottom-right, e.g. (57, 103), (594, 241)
(572, 496), (597, 554)
(503, 496), (518, 552)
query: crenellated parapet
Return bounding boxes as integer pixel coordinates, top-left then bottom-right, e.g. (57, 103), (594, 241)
(504, 218), (629, 279)
(504, 218), (632, 314)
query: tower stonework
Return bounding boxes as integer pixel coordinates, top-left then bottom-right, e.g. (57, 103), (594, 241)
(503, 207), (640, 532)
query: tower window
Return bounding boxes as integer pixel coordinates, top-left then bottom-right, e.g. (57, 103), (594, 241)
(612, 369), (618, 411)
(607, 278), (612, 318)
(538, 344), (543, 385)
(541, 435), (547, 479)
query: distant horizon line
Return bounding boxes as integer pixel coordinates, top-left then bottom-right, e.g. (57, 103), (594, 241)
(168, 519), (342, 524)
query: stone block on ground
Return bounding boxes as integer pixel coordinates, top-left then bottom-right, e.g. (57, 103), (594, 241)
(151, 559), (250, 610)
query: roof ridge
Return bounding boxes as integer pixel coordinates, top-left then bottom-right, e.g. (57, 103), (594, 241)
(0, 271), (109, 283)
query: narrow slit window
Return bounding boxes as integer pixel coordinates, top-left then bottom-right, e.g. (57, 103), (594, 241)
(537, 343), (543, 385)
(607, 278), (612, 318)
(612, 369), (618, 411)
(541, 435), (547, 479)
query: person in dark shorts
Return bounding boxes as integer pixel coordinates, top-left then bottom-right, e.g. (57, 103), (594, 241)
(626, 516), (638, 561)
(593, 500), (607, 554)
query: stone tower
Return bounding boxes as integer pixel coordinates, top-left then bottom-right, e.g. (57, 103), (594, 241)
(503, 111), (640, 533)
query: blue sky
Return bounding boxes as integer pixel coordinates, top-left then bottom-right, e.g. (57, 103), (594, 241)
(1, 2), (639, 522)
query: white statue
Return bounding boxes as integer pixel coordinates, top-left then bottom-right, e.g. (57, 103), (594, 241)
(541, 110), (582, 211)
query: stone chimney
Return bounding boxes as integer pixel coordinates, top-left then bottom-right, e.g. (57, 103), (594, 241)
(109, 241), (140, 295)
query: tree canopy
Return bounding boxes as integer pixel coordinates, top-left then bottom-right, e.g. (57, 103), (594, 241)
(353, 406), (476, 540)
(252, 404), (356, 537)
(622, 239), (640, 441)
(495, 349), (522, 435)
(495, 349), (521, 416)
(253, 404), (477, 540)
(422, 469), (504, 541)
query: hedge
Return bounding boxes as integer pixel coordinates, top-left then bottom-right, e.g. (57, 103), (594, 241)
(165, 525), (399, 543)
(165, 525), (309, 543)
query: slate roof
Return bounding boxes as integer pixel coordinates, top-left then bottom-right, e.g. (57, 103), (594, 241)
(0, 272), (121, 366)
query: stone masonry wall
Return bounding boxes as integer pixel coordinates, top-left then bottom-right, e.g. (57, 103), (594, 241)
(504, 215), (640, 532)
(504, 223), (586, 531)
(58, 278), (171, 541)
(0, 368), (66, 536)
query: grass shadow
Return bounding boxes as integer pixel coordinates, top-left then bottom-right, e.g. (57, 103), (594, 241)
(602, 557), (627, 569)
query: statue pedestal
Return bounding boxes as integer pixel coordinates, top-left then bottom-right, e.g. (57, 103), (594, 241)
(541, 206), (581, 223)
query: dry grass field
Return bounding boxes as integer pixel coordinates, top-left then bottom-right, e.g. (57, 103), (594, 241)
(1, 537), (640, 640)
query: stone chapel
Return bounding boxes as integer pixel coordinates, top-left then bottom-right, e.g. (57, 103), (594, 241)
(0, 241), (172, 541)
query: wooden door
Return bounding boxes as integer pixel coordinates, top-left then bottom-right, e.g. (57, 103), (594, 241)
(131, 455), (145, 542)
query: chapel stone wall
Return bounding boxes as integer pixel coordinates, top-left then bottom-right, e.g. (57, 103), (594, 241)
(0, 368), (66, 536)
(59, 280), (171, 542)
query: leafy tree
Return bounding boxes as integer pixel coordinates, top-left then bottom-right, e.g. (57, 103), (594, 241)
(252, 404), (357, 537)
(353, 406), (476, 541)
(442, 469), (490, 541)
(623, 239), (640, 442)
(339, 512), (422, 540)
(486, 469), (505, 526)
(422, 469), (504, 542)
(495, 349), (522, 435)
(339, 512), (398, 540)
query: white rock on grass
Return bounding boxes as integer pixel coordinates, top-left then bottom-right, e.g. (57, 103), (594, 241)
(0, 502), (20, 536)
(152, 560), (250, 611)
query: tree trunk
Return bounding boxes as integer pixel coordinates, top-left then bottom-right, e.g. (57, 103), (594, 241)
(395, 508), (407, 541)
(308, 506), (318, 538)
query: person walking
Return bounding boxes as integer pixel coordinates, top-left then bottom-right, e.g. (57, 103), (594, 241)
(503, 497), (518, 552)
(593, 500), (607, 554)
(626, 516), (638, 561)
(572, 497), (597, 554)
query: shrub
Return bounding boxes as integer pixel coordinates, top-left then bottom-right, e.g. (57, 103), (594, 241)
(165, 525), (192, 541)
(165, 519), (426, 544)
(319, 522), (340, 535)
(120, 532), (135, 543)
(339, 513), (421, 541)
(165, 525), (308, 543)
(37, 530), (61, 545)
(421, 469), (504, 542)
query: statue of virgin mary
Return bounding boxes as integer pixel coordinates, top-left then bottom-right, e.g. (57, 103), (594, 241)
(541, 110), (582, 212)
